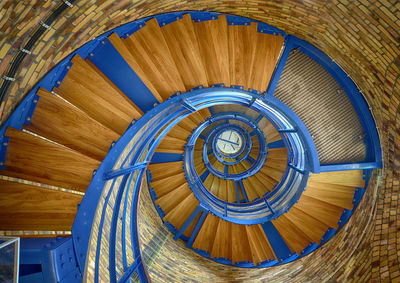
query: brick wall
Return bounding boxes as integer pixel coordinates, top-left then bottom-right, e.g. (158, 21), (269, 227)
(1, 0), (399, 281)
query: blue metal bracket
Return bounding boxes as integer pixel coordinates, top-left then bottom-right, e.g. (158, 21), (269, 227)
(268, 140), (285, 149)
(54, 61), (73, 87)
(288, 163), (306, 174)
(238, 180), (249, 202)
(263, 198), (275, 215)
(261, 222), (293, 261)
(118, 256), (142, 283)
(181, 99), (197, 112)
(278, 128), (297, 133)
(150, 152), (183, 164)
(0, 136), (9, 170)
(103, 161), (148, 180)
(24, 94), (40, 126)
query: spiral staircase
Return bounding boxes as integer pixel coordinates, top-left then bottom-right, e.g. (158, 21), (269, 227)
(0, 11), (381, 282)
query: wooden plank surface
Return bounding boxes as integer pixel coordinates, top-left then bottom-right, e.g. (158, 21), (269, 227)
(232, 223), (252, 264)
(148, 162), (184, 181)
(155, 183), (192, 215)
(308, 171), (365, 188)
(3, 128), (100, 192)
(305, 181), (355, 210)
(124, 18), (185, 100)
(193, 214), (219, 252)
(56, 55), (142, 135)
(194, 15), (230, 86)
(164, 193), (199, 230)
(246, 224), (276, 265)
(26, 88), (119, 161)
(162, 14), (208, 90)
(0, 180), (82, 231)
(150, 172), (186, 197)
(211, 219), (232, 260)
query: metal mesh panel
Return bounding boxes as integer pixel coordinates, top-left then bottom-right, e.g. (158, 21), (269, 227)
(274, 50), (366, 164)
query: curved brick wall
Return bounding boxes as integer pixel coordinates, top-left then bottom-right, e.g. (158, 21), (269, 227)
(1, 1), (399, 281)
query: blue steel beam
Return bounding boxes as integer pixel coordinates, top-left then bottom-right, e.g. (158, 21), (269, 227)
(186, 210), (208, 248)
(174, 205), (202, 240)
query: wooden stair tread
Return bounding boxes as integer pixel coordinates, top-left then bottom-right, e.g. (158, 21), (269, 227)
(107, 32), (163, 102)
(56, 55), (141, 135)
(305, 181), (355, 210)
(211, 219), (232, 260)
(3, 127), (100, 192)
(193, 214), (219, 252)
(262, 122), (282, 143)
(232, 223), (252, 264)
(148, 162), (184, 181)
(124, 18), (185, 100)
(26, 88), (119, 161)
(228, 22), (257, 88)
(308, 171), (365, 188)
(294, 195), (343, 229)
(246, 224), (276, 265)
(272, 214), (313, 254)
(194, 15), (230, 86)
(182, 212), (202, 238)
(242, 178), (261, 201)
(164, 193), (199, 230)
(161, 14), (208, 91)
(284, 207), (329, 244)
(155, 183), (192, 215)
(150, 172), (186, 197)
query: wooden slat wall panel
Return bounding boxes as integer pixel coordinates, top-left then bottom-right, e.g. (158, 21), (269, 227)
(3, 128), (100, 192)
(162, 14), (208, 90)
(0, 180), (82, 231)
(56, 55), (142, 135)
(25, 88), (119, 161)
(194, 15), (230, 86)
(124, 18), (186, 100)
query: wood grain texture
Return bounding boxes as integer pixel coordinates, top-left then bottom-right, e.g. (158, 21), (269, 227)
(248, 31), (284, 91)
(246, 224), (276, 265)
(294, 194), (343, 229)
(211, 219), (232, 260)
(194, 15), (230, 86)
(272, 214), (312, 254)
(228, 22), (257, 88)
(0, 180), (82, 231)
(262, 120), (282, 143)
(3, 127), (100, 192)
(124, 18), (185, 100)
(148, 162), (184, 181)
(231, 223), (252, 264)
(192, 214), (219, 252)
(182, 212), (202, 238)
(108, 32), (163, 102)
(25, 88), (119, 161)
(56, 55), (142, 135)
(163, 193), (199, 230)
(155, 183), (192, 215)
(150, 172), (186, 198)
(162, 14), (208, 90)
(284, 207), (329, 244)
(308, 171), (365, 188)
(305, 181), (355, 210)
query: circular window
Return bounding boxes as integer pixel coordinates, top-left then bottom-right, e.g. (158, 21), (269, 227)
(216, 129), (243, 155)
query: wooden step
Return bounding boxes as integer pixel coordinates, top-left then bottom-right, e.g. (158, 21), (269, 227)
(164, 193), (199, 230)
(244, 175), (269, 198)
(157, 135), (186, 152)
(0, 180), (82, 231)
(182, 212), (202, 238)
(148, 162), (184, 182)
(124, 18), (185, 100)
(25, 88), (119, 161)
(107, 32), (162, 102)
(246, 224), (276, 265)
(211, 219), (232, 260)
(55, 55), (142, 135)
(161, 14), (208, 90)
(217, 179), (228, 201)
(242, 178), (261, 201)
(150, 172), (186, 198)
(248, 30), (284, 91)
(194, 15), (230, 86)
(308, 171), (365, 188)
(209, 175), (221, 196)
(264, 156), (287, 171)
(254, 171), (277, 191)
(262, 121), (282, 143)
(226, 180), (237, 203)
(228, 22), (257, 88)
(305, 181), (355, 210)
(165, 124), (191, 141)
(267, 148), (288, 160)
(192, 214), (219, 253)
(155, 183), (192, 215)
(231, 223), (252, 264)
(259, 166), (284, 182)
(272, 214), (312, 254)
(3, 128), (100, 192)
(284, 207), (329, 245)
(294, 195), (343, 229)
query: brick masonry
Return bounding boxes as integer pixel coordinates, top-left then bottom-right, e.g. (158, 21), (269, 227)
(1, 0), (399, 281)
